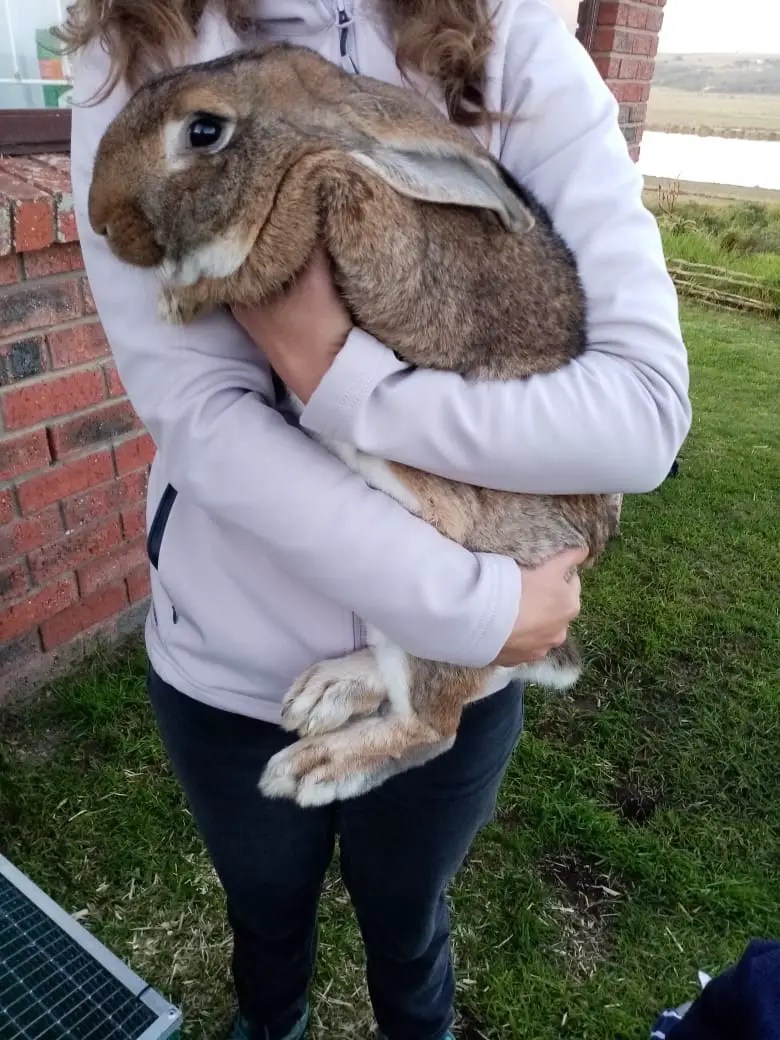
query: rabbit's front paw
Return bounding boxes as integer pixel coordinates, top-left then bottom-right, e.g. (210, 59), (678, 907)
(259, 716), (451, 808)
(280, 650), (388, 737)
(259, 718), (409, 806)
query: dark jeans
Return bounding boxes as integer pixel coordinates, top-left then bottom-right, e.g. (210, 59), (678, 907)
(147, 668), (524, 1040)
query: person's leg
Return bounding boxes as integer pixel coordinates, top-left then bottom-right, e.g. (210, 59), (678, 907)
(337, 682), (525, 1040)
(147, 669), (336, 1040)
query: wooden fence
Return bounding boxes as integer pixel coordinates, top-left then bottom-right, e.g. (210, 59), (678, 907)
(667, 259), (780, 318)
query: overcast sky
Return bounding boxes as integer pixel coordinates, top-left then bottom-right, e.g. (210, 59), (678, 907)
(659, 0), (780, 53)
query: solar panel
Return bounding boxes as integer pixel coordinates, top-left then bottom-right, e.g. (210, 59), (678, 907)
(0, 855), (181, 1040)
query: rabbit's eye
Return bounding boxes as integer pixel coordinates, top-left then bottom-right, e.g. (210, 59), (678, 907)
(188, 116), (225, 150)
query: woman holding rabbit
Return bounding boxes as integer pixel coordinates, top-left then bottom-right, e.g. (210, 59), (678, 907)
(63, 1), (690, 1037)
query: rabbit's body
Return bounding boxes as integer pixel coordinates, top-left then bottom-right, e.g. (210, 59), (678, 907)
(89, 42), (622, 805)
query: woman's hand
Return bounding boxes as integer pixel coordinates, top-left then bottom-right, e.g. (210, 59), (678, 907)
(495, 548), (587, 665)
(233, 247), (352, 404)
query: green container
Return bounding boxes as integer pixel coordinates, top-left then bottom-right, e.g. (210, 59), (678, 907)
(36, 27), (72, 108)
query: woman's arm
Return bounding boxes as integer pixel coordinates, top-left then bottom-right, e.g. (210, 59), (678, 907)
(293, 0), (691, 495)
(69, 40), (523, 670)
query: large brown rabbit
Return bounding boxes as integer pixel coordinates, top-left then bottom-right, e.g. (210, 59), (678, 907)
(88, 42), (622, 806)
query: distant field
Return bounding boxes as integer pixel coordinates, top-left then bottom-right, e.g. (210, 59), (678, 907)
(647, 86), (780, 136)
(643, 176), (780, 209)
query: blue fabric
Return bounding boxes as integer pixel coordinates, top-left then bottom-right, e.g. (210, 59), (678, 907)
(652, 940), (780, 1040)
(148, 669), (524, 1040)
(230, 1008), (309, 1040)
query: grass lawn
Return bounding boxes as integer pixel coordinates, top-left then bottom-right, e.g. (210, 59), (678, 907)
(654, 200), (780, 291)
(1, 303), (779, 1040)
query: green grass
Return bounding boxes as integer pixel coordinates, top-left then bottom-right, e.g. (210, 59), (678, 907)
(1, 303), (779, 1039)
(653, 200), (780, 293)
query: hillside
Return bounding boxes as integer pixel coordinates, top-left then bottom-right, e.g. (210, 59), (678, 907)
(654, 53), (780, 95)
(648, 54), (780, 137)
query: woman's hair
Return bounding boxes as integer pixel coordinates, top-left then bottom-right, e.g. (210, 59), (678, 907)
(58, 0), (494, 126)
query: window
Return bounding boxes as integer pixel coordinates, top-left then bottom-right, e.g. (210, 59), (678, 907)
(0, 1), (72, 154)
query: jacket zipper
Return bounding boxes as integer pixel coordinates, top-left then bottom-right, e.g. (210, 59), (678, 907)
(147, 484), (178, 569)
(335, 0), (357, 73)
(147, 483), (179, 625)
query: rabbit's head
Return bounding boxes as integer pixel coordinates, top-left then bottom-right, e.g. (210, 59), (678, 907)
(89, 44), (535, 288)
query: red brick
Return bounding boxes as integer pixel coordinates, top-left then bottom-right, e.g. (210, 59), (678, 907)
(0, 159), (75, 249)
(126, 565), (151, 603)
(619, 57), (641, 79)
(0, 562), (28, 604)
(0, 576), (77, 643)
(0, 157), (71, 200)
(47, 322), (109, 368)
(594, 56), (621, 78)
(57, 209), (79, 244)
(29, 516), (123, 585)
(611, 80), (648, 103)
(49, 401), (140, 459)
(16, 198), (56, 251)
(62, 471), (147, 529)
(33, 156), (72, 175)
(645, 8), (664, 31)
(77, 537), (147, 597)
(122, 505), (146, 540)
(638, 59), (657, 80)
(598, 1), (630, 26)
(0, 489), (14, 525)
(593, 26), (633, 54)
(0, 254), (19, 285)
(82, 279), (96, 315)
(56, 210), (79, 244)
(0, 279), (82, 339)
(114, 432), (156, 474)
(23, 243), (83, 279)
(0, 429), (51, 481)
(626, 6), (648, 29)
(0, 337), (48, 386)
(1, 369), (105, 430)
(631, 32), (657, 56)
(0, 201), (10, 256)
(17, 450), (114, 513)
(40, 581), (128, 650)
(0, 171), (55, 253)
(0, 506), (63, 560)
(104, 363), (125, 398)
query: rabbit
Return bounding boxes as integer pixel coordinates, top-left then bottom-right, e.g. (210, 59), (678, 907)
(88, 42), (623, 807)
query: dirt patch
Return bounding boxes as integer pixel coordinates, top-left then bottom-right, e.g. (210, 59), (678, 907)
(456, 1007), (492, 1040)
(612, 782), (663, 825)
(538, 855), (622, 979)
(533, 692), (602, 748)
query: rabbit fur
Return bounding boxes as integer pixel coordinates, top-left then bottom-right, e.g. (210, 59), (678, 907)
(89, 42), (622, 806)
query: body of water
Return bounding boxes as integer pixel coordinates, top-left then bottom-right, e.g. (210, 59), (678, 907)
(638, 131), (780, 191)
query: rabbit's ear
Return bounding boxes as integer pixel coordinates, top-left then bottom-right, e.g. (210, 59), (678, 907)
(349, 140), (535, 233)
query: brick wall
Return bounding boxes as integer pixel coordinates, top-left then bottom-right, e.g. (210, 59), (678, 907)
(0, 157), (152, 700)
(583, 0), (666, 160)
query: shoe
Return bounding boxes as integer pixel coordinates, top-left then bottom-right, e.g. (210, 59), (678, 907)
(377, 1032), (454, 1040)
(229, 1006), (309, 1040)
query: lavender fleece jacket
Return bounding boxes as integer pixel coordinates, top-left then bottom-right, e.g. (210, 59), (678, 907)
(69, 0), (691, 721)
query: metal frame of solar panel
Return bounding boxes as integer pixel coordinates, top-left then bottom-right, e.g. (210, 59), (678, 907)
(0, 854), (182, 1040)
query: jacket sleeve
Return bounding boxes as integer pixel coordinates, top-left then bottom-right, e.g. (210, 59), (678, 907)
(299, 0), (691, 495)
(69, 39), (520, 669)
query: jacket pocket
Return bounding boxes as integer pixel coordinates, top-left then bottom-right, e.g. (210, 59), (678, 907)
(147, 484), (178, 570)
